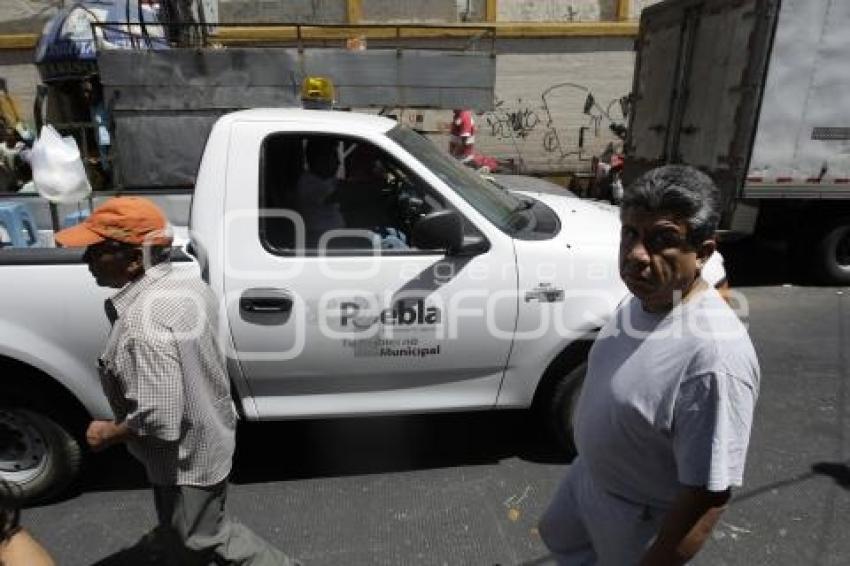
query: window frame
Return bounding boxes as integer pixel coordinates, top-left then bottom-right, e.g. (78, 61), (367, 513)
(257, 131), (486, 258)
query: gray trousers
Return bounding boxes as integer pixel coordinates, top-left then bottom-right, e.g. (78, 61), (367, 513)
(153, 481), (298, 566)
(538, 458), (666, 565)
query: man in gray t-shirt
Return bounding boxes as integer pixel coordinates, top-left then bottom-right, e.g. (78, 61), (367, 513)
(539, 165), (759, 565)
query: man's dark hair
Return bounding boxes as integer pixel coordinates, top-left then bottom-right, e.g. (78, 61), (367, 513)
(622, 165), (721, 247)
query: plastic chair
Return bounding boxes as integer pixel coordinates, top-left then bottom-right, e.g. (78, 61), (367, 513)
(0, 202), (39, 248)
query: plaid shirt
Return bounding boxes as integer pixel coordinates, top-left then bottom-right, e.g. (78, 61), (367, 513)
(98, 262), (236, 487)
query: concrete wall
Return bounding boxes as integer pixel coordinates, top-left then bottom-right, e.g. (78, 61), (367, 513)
(455, 0), (488, 23)
(219, 0), (346, 24)
(364, 37), (635, 174)
(425, 38), (635, 174)
(632, 0), (667, 18)
(221, 0), (484, 24)
(497, 0), (617, 22)
(1, 0), (669, 31)
(0, 0), (59, 34)
(361, 0), (458, 23)
(0, 51), (40, 124)
(496, 0), (668, 22)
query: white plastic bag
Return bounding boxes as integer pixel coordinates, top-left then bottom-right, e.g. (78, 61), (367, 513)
(30, 125), (92, 204)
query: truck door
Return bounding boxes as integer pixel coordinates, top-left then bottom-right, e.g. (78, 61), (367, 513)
(626, 0), (779, 215)
(627, 6), (687, 166)
(222, 121), (518, 418)
(674, 0), (767, 173)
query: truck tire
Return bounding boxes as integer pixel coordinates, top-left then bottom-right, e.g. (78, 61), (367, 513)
(542, 361), (588, 456)
(0, 408), (82, 504)
(817, 220), (850, 285)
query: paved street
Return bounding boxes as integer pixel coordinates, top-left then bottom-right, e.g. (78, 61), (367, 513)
(19, 248), (850, 565)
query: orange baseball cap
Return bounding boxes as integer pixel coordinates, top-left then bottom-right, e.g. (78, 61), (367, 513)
(54, 197), (173, 247)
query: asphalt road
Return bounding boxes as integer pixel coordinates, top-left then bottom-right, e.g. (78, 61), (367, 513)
(19, 247), (850, 565)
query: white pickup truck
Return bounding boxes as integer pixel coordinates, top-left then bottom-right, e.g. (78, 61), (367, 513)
(0, 109), (626, 502)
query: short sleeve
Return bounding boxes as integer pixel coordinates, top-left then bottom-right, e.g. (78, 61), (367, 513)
(672, 371), (756, 492)
(118, 336), (184, 442)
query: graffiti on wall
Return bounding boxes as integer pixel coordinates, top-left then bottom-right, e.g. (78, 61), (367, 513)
(540, 82), (630, 160)
(481, 84), (631, 170)
(485, 99), (541, 140)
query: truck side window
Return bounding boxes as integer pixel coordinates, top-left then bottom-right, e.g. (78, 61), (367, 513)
(260, 133), (457, 255)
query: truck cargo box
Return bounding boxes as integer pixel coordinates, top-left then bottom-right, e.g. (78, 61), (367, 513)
(624, 0), (780, 220)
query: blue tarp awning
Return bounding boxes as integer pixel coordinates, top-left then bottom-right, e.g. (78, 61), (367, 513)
(35, 1), (167, 80)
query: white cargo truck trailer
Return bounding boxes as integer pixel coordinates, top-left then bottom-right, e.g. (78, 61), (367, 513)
(625, 0), (850, 283)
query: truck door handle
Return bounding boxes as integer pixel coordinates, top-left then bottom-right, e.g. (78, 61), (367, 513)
(240, 289), (293, 314)
(242, 301), (288, 313)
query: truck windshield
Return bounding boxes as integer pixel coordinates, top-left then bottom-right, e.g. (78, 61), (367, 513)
(387, 125), (529, 233)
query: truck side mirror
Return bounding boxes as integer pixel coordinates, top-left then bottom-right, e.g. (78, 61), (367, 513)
(411, 210), (464, 254)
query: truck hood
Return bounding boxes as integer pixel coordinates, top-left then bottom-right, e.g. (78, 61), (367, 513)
(489, 173), (621, 246)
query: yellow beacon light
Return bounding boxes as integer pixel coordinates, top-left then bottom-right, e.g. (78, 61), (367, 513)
(301, 76), (335, 110)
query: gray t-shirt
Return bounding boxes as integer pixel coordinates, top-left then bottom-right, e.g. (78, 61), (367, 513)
(573, 287), (759, 509)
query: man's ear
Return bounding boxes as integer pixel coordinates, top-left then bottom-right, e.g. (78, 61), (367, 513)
(125, 246), (145, 274)
(696, 239), (717, 266)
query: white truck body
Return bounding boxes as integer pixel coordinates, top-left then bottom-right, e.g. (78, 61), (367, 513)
(745, 0), (850, 197)
(194, 109), (624, 418)
(0, 108), (625, 500)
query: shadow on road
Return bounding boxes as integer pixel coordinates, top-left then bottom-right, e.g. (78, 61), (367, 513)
(232, 411), (568, 484)
(812, 462), (850, 489)
(54, 411), (569, 501)
(726, 461), (850, 508)
(89, 531), (165, 566)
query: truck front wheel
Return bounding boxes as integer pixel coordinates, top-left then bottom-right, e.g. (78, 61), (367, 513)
(817, 220), (850, 285)
(540, 361), (588, 456)
(0, 408), (82, 504)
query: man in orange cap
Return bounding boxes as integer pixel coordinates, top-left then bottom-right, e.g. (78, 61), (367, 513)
(55, 197), (296, 565)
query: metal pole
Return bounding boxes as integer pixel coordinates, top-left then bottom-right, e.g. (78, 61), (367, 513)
(49, 203), (60, 235)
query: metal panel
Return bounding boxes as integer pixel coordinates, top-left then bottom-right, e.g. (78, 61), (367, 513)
(99, 47), (495, 110)
(676, 1), (760, 171)
(97, 47), (494, 187)
(748, 0), (850, 183)
(99, 49), (303, 111)
(107, 86), (301, 112)
(111, 114), (221, 188)
(627, 19), (682, 162)
(302, 49), (495, 108)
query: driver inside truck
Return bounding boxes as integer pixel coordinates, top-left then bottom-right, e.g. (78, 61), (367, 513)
(337, 143), (391, 227)
(294, 137), (345, 248)
(337, 143), (410, 250)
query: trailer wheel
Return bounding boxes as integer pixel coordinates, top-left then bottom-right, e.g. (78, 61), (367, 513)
(817, 220), (850, 285)
(0, 408), (82, 504)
